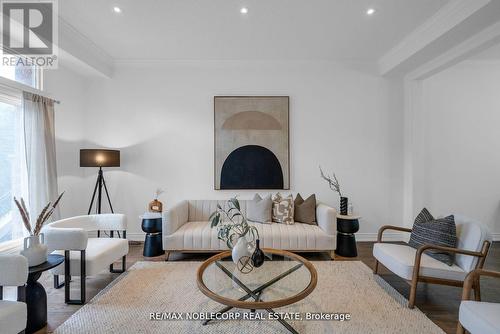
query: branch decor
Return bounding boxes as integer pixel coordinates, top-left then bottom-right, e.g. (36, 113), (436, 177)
(319, 166), (349, 215)
(14, 192), (64, 236)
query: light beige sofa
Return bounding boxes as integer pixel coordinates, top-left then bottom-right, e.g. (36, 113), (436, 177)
(162, 200), (337, 259)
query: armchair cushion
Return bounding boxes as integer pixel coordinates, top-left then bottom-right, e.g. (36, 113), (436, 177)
(455, 216), (492, 272)
(459, 301), (500, 334)
(50, 237), (128, 276)
(373, 243), (467, 281)
(0, 300), (26, 334)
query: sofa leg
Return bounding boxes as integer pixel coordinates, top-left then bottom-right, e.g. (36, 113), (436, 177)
(110, 256), (127, 273)
(65, 250), (86, 305)
(408, 280), (418, 309)
(329, 251), (335, 261)
(165, 252), (171, 262)
(373, 260), (379, 274)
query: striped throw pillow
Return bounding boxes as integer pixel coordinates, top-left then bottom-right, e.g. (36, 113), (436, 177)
(408, 208), (457, 266)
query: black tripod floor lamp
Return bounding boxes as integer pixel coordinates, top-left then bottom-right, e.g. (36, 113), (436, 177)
(80, 149), (120, 214)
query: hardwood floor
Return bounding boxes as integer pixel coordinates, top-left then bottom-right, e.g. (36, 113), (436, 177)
(38, 241), (500, 334)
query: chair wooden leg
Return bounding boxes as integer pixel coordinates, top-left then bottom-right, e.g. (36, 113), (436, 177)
(408, 280), (418, 309)
(473, 278), (481, 301)
(373, 260), (379, 274)
(165, 251), (171, 261)
(456, 322), (465, 334)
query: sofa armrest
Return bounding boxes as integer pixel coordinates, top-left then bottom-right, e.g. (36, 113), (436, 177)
(163, 200), (189, 236)
(44, 225), (88, 251)
(316, 203), (337, 235)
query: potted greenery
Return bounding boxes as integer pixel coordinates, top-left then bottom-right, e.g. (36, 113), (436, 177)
(209, 197), (259, 265)
(14, 193), (64, 266)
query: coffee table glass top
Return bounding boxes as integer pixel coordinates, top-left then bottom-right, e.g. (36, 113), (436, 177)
(197, 249), (317, 310)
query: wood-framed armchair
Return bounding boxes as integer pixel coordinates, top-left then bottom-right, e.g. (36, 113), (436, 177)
(372, 215), (492, 308)
(457, 269), (500, 334)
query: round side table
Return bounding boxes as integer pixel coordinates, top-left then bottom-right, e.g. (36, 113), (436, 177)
(335, 215), (361, 257)
(142, 218), (164, 257)
(26, 254), (64, 334)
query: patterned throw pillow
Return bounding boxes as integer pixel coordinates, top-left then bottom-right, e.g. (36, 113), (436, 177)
(408, 208), (458, 266)
(294, 193), (317, 225)
(272, 193), (294, 225)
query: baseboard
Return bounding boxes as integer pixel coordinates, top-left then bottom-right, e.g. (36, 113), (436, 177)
(126, 232), (146, 242)
(493, 233), (500, 242)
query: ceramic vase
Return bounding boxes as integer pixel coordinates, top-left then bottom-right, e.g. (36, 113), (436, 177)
(21, 233), (48, 267)
(251, 239), (265, 268)
(340, 197), (348, 215)
(232, 236), (251, 265)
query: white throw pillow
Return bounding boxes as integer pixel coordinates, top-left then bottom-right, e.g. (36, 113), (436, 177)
(247, 194), (272, 224)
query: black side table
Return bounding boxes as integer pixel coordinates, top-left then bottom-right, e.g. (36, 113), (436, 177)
(142, 218), (165, 257)
(335, 215), (361, 258)
(27, 254), (64, 334)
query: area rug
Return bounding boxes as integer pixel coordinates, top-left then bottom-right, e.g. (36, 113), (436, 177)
(55, 261), (444, 334)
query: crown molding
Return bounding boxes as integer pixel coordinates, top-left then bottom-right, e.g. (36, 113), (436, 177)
(379, 0), (491, 76)
(406, 20), (500, 81)
(57, 17), (114, 78)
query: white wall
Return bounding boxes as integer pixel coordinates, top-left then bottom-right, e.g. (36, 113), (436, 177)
(51, 60), (405, 240)
(421, 61), (500, 237)
(44, 65), (89, 219)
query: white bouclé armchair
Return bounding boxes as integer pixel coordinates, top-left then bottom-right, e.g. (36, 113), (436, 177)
(0, 254), (28, 334)
(43, 214), (128, 304)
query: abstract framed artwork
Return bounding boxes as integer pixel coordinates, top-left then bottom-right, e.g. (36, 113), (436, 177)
(214, 96), (290, 190)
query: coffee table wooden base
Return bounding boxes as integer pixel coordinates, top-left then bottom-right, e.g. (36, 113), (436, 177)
(197, 249), (317, 334)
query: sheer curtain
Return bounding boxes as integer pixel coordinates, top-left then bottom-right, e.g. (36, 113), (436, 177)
(22, 92), (60, 222)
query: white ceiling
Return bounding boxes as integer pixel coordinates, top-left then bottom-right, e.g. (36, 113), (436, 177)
(59, 0), (449, 61)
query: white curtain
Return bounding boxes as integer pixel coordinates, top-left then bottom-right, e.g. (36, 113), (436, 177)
(22, 92), (60, 222)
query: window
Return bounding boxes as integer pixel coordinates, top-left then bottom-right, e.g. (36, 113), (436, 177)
(0, 87), (27, 244)
(0, 57), (42, 89)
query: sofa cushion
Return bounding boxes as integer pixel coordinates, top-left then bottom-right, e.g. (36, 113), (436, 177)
(373, 243), (466, 281)
(247, 194), (272, 224)
(409, 208), (457, 266)
(272, 193), (294, 225)
(0, 300), (26, 334)
(164, 221), (335, 251)
(50, 238), (129, 276)
(294, 193), (316, 225)
(460, 301), (500, 334)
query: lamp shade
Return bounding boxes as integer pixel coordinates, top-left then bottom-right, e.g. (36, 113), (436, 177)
(80, 149), (120, 167)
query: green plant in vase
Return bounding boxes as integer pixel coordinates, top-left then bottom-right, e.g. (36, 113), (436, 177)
(209, 197), (259, 266)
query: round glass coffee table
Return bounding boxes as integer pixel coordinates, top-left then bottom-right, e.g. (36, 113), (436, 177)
(197, 248), (317, 333)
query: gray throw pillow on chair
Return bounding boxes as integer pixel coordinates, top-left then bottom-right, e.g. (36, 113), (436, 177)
(408, 208), (457, 266)
(247, 194), (272, 224)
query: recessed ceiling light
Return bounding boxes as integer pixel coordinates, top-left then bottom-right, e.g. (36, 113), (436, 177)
(113, 6), (122, 13)
(366, 8), (376, 16)
(240, 7), (248, 14)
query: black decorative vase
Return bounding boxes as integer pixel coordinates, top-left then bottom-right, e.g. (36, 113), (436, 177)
(340, 197), (348, 215)
(251, 239), (265, 268)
